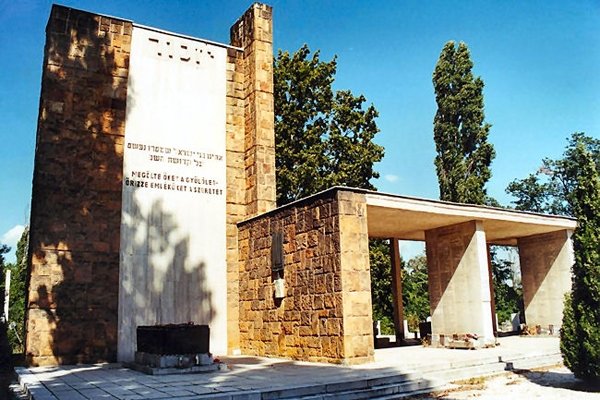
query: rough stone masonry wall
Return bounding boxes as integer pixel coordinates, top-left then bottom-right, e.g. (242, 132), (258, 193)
(225, 45), (246, 354)
(27, 3), (276, 363)
(237, 190), (373, 364)
(26, 6), (131, 365)
(230, 4), (276, 217)
(337, 191), (374, 364)
(227, 3), (276, 353)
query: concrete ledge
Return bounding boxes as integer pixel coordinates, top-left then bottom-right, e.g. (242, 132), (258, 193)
(124, 361), (221, 375)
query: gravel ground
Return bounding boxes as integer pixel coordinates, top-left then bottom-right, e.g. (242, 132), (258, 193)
(422, 366), (600, 399)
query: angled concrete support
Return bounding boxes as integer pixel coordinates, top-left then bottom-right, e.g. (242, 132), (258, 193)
(517, 229), (573, 332)
(425, 220), (494, 344)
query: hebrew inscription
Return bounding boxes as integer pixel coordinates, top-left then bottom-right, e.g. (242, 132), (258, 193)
(123, 141), (224, 195)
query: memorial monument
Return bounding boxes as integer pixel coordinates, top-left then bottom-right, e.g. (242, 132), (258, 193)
(27, 3), (274, 365)
(26, 3), (577, 367)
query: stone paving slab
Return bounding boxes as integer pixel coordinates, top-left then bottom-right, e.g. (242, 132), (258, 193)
(15, 337), (561, 400)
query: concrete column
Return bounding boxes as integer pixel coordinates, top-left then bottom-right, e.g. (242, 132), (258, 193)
(230, 3), (276, 217)
(518, 230), (573, 332)
(425, 220), (494, 344)
(389, 239), (405, 341)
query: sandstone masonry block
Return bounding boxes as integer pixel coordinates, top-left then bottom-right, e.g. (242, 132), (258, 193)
(237, 189), (374, 364)
(26, 5), (131, 366)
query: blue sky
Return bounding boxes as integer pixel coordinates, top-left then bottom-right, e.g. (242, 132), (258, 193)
(0, 0), (598, 262)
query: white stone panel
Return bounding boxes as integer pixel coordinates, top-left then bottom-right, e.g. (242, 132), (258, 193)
(118, 26), (227, 362)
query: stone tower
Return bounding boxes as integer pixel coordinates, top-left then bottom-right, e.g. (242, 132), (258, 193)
(26, 3), (275, 366)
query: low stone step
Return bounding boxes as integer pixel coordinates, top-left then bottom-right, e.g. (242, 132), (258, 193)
(15, 348), (565, 400)
(364, 371), (420, 388)
(501, 353), (562, 370)
(295, 378), (441, 400)
(425, 360), (507, 384)
(423, 353), (563, 387)
(407, 355), (503, 375)
(258, 371), (420, 400)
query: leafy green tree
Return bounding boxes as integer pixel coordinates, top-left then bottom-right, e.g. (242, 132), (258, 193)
(507, 132), (600, 216)
(489, 247), (522, 324)
(506, 174), (554, 213)
(275, 45), (387, 335)
(402, 254), (430, 331)
(274, 45), (384, 205)
(560, 143), (600, 381)
(369, 239), (394, 334)
(509, 133), (600, 378)
(370, 247), (431, 335)
(432, 41), (495, 205)
(7, 227), (28, 352)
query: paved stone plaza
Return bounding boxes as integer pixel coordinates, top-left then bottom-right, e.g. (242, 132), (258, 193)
(15, 337), (563, 399)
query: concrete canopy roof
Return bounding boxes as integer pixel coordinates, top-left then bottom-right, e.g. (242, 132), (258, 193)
(364, 191), (577, 246)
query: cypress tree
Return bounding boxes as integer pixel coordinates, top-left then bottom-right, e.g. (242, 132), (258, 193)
(560, 143), (600, 381)
(432, 41), (495, 205)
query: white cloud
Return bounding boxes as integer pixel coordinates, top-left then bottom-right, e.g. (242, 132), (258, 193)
(1, 224), (25, 249)
(384, 174), (399, 183)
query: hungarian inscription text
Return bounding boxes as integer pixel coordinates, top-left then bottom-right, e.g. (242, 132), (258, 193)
(124, 140), (224, 196)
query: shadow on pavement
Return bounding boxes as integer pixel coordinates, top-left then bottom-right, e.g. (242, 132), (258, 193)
(513, 368), (600, 393)
(15, 356), (439, 400)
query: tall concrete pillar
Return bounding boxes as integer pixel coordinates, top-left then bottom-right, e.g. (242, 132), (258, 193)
(425, 220), (494, 344)
(518, 230), (573, 332)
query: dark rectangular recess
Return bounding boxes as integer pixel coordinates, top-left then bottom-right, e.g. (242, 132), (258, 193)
(271, 231), (283, 272)
(136, 324), (209, 354)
